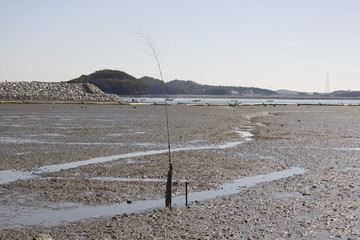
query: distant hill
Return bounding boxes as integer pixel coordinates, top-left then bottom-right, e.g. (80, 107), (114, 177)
(276, 89), (300, 95)
(168, 79), (277, 95)
(330, 90), (360, 98)
(140, 77), (193, 95)
(68, 69), (148, 95)
(68, 69), (276, 96)
(167, 79), (213, 94)
(140, 77), (277, 95)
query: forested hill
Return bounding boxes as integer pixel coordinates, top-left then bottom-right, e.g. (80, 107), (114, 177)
(140, 77), (194, 95)
(140, 77), (277, 95)
(68, 69), (276, 96)
(68, 70), (149, 95)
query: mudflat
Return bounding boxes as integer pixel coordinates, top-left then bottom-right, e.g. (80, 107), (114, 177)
(1, 104), (360, 239)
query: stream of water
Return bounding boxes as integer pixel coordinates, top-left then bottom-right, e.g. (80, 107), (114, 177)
(0, 167), (306, 230)
(0, 131), (252, 185)
(0, 128), (307, 230)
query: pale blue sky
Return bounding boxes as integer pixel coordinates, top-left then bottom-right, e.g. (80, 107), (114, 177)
(1, 0), (359, 92)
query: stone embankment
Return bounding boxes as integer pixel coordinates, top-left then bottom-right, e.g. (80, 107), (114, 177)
(0, 82), (125, 103)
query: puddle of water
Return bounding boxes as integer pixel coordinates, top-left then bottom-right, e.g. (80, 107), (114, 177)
(0, 170), (36, 185)
(0, 137), (127, 146)
(28, 133), (62, 137)
(0, 137), (40, 144)
(107, 133), (127, 137)
(0, 167), (306, 230)
(188, 139), (204, 144)
(0, 137), (165, 148)
(270, 191), (306, 200)
(339, 167), (360, 172)
(335, 147), (360, 151)
(0, 124), (29, 127)
(15, 151), (32, 155)
(275, 146), (360, 153)
(107, 132), (146, 137)
(234, 130), (254, 141)
(43, 176), (187, 183)
(90, 177), (189, 183)
(305, 229), (357, 240)
(181, 167), (306, 202)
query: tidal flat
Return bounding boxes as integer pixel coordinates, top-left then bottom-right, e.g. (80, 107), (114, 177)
(1, 104), (360, 239)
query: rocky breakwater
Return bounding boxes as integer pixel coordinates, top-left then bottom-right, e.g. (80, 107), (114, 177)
(0, 82), (126, 103)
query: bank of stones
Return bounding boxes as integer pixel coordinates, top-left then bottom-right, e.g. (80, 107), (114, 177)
(0, 82), (125, 103)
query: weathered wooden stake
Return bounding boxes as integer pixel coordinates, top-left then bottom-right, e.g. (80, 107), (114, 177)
(185, 181), (188, 207)
(165, 163), (173, 209)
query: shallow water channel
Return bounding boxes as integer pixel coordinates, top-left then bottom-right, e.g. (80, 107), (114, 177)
(0, 129), (307, 230)
(0, 167), (305, 230)
(0, 131), (252, 185)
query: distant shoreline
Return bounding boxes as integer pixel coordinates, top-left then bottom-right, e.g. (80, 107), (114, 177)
(125, 94), (360, 100)
(0, 100), (126, 105)
(2, 99), (359, 107)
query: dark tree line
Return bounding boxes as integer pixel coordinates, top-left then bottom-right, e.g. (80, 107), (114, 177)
(68, 69), (149, 95)
(68, 69), (278, 96)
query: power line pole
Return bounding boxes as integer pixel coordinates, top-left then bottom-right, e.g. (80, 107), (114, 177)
(325, 71), (330, 94)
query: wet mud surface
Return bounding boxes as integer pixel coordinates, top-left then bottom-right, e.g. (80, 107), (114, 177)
(1, 104), (360, 239)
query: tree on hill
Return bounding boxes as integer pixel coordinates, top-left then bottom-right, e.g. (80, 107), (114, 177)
(68, 69), (148, 95)
(231, 86), (276, 95)
(331, 90), (360, 97)
(141, 77), (277, 95)
(206, 86), (229, 95)
(140, 76), (192, 95)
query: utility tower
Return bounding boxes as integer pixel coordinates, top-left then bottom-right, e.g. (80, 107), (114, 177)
(325, 71), (330, 94)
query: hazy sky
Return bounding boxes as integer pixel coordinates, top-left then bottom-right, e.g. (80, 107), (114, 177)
(1, 0), (360, 92)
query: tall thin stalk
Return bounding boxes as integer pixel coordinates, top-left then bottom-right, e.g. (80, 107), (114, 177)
(137, 33), (172, 208)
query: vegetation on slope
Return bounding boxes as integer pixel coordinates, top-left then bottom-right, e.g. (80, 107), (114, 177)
(140, 77), (277, 95)
(68, 70), (149, 95)
(68, 69), (278, 96)
(330, 91), (360, 98)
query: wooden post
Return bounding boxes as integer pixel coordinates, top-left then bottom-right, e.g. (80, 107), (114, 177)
(165, 163), (173, 209)
(185, 181), (188, 207)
